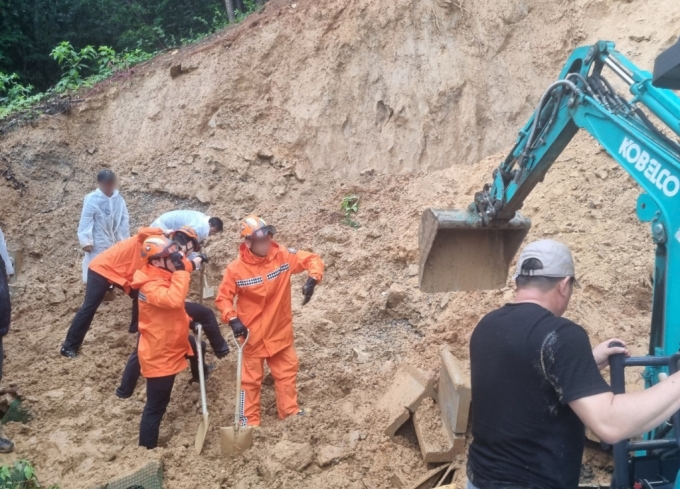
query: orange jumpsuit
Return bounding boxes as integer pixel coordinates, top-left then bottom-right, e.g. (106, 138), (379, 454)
(216, 241), (324, 426)
(132, 263), (193, 378)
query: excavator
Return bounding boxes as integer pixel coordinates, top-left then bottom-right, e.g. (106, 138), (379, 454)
(418, 40), (680, 488)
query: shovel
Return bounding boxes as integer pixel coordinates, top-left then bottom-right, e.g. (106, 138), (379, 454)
(194, 323), (210, 454)
(220, 330), (253, 456)
(201, 268), (215, 300)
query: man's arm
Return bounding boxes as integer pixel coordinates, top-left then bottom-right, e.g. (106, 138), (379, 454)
(77, 195), (95, 251)
(215, 267), (238, 323)
(570, 375), (680, 444)
(289, 249), (324, 282)
(0, 227), (13, 276)
(141, 271), (191, 309)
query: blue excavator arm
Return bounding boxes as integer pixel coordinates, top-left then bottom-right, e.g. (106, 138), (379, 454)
(475, 41), (680, 359)
(458, 40), (680, 488)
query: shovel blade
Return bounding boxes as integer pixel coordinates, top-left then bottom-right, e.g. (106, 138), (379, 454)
(220, 426), (253, 456)
(419, 208), (531, 292)
(195, 414), (210, 454)
(202, 274), (215, 299)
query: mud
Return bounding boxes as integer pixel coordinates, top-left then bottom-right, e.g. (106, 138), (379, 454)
(0, 0), (678, 487)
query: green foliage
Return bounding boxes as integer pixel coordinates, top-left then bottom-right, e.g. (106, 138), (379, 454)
(341, 195), (360, 228)
(0, 72), (46, 120)
(235, 0), (259, 22)
(0, 459), (42, 489)
(51, 42), (98, 92)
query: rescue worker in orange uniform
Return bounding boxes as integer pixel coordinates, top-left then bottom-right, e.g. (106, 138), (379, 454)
(116, 226), (229, 399)
(61, 227), (164, 358)
(216, 216), (324, 426)
(134, 235), (205, 449)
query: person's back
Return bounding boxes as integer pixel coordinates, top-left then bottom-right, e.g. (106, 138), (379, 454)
(468, 302), (608, 489)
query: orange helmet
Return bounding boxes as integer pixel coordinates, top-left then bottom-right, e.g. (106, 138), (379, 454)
(240, 215), (276, 239)
(141, 236), (179, 261)
(173, 226), (201, 252)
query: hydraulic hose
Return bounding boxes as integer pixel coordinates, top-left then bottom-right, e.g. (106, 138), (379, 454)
(522, 80), (580, 161)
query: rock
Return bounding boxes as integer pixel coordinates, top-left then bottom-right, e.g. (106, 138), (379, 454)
(294, 161), (308, 182)
(257, 149), (274, 160)
(195, 187), (211, 204)
(257, 459), (284, 480)
(407, 264), (418, 277)
(316, 445), (349, 467)
(386, 284), (407, 309)
(47, 284), (66, 304)
(273, 185), (287, 197)
(367, 229), (382, 239)
(169, 64), (182, 78)
(86, 147), (97, 155)
(272, 440), (315, 472)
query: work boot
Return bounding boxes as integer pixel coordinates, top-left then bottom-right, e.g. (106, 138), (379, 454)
(189, 364), (215, 385)
(0, 437), (14, 453)
(60, 347), (77, 359)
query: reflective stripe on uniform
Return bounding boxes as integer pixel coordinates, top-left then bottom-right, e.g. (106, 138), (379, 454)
(236, 276), (264, 288)
(266, 263), (290, 281)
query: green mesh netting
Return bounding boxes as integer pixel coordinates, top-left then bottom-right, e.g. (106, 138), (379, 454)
(91, 460), (163, 489)
(1, 399), (32, 425)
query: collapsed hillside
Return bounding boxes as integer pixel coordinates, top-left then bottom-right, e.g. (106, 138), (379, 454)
(1, 0), (679, 487)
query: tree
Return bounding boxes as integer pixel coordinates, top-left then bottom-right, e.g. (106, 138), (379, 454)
(225, 0), (235, 23)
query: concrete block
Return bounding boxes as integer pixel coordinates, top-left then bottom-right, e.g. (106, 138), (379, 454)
(439, 349), (471, 436)
(378, 364), (436, 440)
(413, 397), (466, 463)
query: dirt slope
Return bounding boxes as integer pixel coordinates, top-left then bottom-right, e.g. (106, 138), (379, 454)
(1, 0), (679, 487)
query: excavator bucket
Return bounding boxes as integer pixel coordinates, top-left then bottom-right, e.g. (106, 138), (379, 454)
(418, 208), (532, 292)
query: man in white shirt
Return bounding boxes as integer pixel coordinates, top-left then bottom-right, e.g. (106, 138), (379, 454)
(150, 210), (223, 243)
(77, 170), (130, 282)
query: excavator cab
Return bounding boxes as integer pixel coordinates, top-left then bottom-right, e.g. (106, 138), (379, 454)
(418, 208), (531, 292)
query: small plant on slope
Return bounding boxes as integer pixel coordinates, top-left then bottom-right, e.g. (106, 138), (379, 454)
(341, 195), (360, 228)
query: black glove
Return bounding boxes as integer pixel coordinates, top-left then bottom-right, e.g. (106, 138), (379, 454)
(229, 318), (248, 338)
(189, 321), (198, 334)
(302, 277), (317, 305)
(198, 253), (209, 264)
(169, 252), (185, 271)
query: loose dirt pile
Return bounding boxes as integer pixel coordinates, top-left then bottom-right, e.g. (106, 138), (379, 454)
(1, 0), (679, 487)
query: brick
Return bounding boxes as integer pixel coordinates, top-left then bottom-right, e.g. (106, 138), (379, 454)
(378, 364), (436, 440)
(439, 349), (471, 437)
(413, 398), (466, 463)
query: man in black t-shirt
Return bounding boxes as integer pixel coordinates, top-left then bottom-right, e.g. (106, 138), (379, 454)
(468, 239), (680, 489)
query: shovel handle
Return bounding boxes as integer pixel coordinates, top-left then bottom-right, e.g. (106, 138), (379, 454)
(232, 329), (249, 431)
(199, 268), (204, 305)
(195, 324), (209, 419)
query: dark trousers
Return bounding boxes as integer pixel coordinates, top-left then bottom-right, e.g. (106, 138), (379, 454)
(116, 302), (227, 397)
(139, 374), (175, 449)
(117, 334), (205, 398)
(62, 269), (138, 351)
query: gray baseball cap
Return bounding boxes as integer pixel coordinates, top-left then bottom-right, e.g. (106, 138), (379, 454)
(513, 239), (579, 285)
